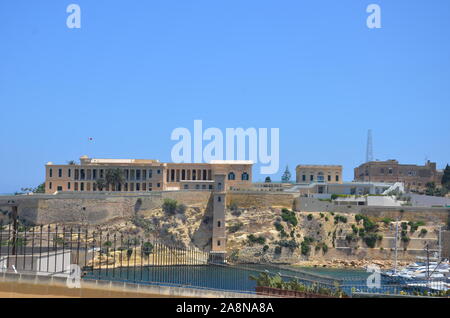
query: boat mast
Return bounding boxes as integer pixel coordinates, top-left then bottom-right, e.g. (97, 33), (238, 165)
(438, 226), (442, 261)
(394, 218), (399, 273)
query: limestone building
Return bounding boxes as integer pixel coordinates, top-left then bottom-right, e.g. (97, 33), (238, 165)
(44, 156), (252, 194)
(296, 165), (343, 184)
(354, 160), (443, 192)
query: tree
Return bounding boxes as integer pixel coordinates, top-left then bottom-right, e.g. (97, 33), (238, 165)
(20, 182), (45, 194)
(96, 178), (106, 191)
(105, 168), (125, 190)
(67, 160), (77, 165)
(142, 242), (154, 257)
(162, 198), (178, 215)
(425, 182), (436, 196)
(442, 164), (450, 190)
(265, 176), (272, 183)
(281, 165), (291, 183)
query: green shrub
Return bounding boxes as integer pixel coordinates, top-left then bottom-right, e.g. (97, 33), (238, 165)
(274, 246), (282, 254)
(228, 222), (243, 233)
(334, 215), (347, 224)
(345, 233), (358, 242)
(281, 209), (298, 226)
(277, 239), (299, 251)
(274, 221), (284, 232)
(419, 228), (428, 237)
(307, 214), (313, 221)
(363, 217), (376, 232)
(381, 217), (393, 225)
(363, 233), (381, 248)
(142, 242), (154, 256)
(263, 245), (269, 252)
(300, 241), (311, 255)
(162, 198), (178, 215)
(248, 234), (266, 245)
(408, 221), (426, 233)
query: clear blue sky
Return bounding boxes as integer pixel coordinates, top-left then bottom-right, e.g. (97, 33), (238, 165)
(1, 0), (449, 193)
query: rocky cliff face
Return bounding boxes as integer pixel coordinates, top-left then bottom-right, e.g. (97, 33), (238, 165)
(75, 203), (442, 268)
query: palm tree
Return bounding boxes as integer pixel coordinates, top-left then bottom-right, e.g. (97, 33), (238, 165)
(96, 178), (106, 191)
(105, 168), (125, 191)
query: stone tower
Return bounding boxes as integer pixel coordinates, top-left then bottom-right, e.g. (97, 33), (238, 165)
(210, 173), (227, 263)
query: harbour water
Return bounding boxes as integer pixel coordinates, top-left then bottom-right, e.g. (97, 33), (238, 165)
(84, 264), (448, 296)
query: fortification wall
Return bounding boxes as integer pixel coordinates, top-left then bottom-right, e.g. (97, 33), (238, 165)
(0, 191), (212, 225)
(227, 192), (296, 209)
(294, 197), (450, 223)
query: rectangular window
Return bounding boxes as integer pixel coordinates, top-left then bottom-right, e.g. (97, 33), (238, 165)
(336, 175), (339, 182)
(142, 170), (147, 180)
(49, 182), (52, 189)
(74, 182), (78, 191)
(157, 183), (160, 188)
(136, 170), (141, 181)
(157, 169), (161, 174)
(57, 186), (62, 191)
(58, 169), (62, 178)
(49, 169), (53, 178)
(142, 183), (146, 191)
(80, 169), (85, 180)
(68, 182), (71, 190)
(310, 175), (314, 181)
(328, 175), (331, 182)
(136, 183), (140, 191)
(302, 175), (306, 182)
(130, 170), (135, 180)
(87, 169), (92, 180)
(68, 169), (71, 178)
(80, 182), (84, 191)
(148, 169), (153, 178)
(93, 169), (97, 180)
(100, 169), (104, 178)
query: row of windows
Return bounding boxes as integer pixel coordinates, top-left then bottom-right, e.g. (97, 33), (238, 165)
(168, 169), (212, 182)
(49, 182), (161, 191)
(183, 184), (214, 190)
(49, 168), (162, 181)
(227, 172), (249, 181)
(301, 174), (339, 182)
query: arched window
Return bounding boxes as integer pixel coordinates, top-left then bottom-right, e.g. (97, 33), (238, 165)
(317, 172), (324, 183)
(241, 172), (249, 180)
(228, 172), (235, 180)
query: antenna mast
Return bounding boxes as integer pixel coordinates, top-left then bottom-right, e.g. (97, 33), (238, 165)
(366, 129), (373, 163)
